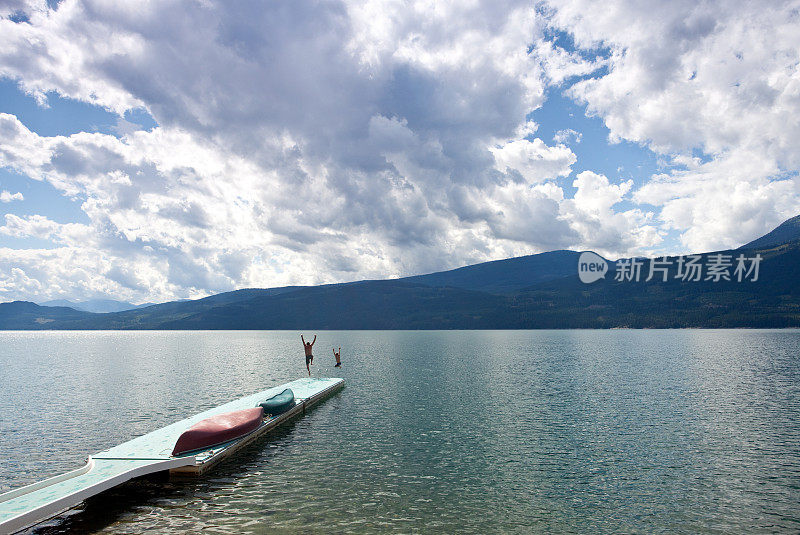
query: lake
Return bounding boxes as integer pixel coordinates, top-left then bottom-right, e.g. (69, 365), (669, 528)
(1, 330), (799, 533)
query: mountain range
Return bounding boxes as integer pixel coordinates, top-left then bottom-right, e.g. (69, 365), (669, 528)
(38, 299), (153, 313)
(2, 215), (799, 329)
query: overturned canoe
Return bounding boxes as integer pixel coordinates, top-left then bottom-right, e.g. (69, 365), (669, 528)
(172, 407), (264, 456)
(258, 388), (295, 416)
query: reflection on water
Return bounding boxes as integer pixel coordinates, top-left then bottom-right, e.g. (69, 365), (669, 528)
(1, 330), (799, 533)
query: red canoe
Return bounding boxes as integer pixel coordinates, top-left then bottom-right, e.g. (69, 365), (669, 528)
(172, 407), (264, 456)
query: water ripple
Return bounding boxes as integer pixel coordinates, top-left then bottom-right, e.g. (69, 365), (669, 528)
(0, 330), (799, 533)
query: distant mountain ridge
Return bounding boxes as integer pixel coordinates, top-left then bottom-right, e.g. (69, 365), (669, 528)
(740, 215), (800, 250)
(39, 299), (148, 313)
(3, 214), (800, 329)
(401, 249), (579, 294)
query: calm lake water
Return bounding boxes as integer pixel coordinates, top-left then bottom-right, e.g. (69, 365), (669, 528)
(1, 330), (799, 534)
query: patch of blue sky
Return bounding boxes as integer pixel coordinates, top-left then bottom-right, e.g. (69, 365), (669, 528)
(0, 168), (88, 249)
(4, 0), (64, 21)
(0, 233), (59, 250)
(533, 22), (662, 205)
(0, 78), (157, 137)
(0, 167), (88, 221)
(123, 108), (158, 132)
(531, 90), (660, 198)
(530, 88), (686, 254)
(530, 20), (714, 254)
(540, 25), (612, 63)
(7, 11), (29, 23)
(0, 80), (156, 249)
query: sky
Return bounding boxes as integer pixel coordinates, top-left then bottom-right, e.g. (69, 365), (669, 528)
(0, 0), (798, 304)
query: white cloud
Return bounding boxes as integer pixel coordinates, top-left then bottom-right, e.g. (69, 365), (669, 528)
(634, 150), (800, 252)
(4, 0), (796, 301)
(0, 0), (46, 18)
(561, 171), (662, 256)
(490, 138), (576, 183)
(0, 1), (601, 302)
(553, 128), (581, 145)
(0, 112), (578, 302)
(0, 190), (24, 202)
(0, 214), (90, 244)
(0, 106), (658, 302)
(542, 0), (800, 249)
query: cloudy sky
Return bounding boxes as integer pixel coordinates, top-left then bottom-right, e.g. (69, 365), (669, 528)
(1, 0), (798, 304)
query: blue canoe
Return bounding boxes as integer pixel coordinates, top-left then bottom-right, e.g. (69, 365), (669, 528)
(258, 388), (295, 416)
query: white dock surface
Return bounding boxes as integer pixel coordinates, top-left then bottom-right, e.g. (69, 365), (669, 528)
(0, 377), (344, 534)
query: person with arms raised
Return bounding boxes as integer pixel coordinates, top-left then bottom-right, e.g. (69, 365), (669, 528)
(301, 334), (316, 376)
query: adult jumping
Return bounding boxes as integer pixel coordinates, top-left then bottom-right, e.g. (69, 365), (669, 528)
(301, 334), (316, 376)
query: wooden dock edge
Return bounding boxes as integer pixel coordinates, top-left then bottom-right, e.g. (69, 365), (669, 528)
(169, 378), (344, 476)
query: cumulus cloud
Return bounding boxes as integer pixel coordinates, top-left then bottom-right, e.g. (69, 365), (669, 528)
(0, 190), (23, 202)
(562, 171), (662, 255)
(542, 0), (800, 250)
(0, 0), (45, 19)
(490, 138), (576, 183)
(0, 0), (605, 302)
(634, 151), (800, 251)
(2, 0), (795, 301)
(553, 129), (581, 145)
(0, 110), (641, 302)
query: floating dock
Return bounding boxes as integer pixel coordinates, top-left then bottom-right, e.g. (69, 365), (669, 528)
(0, 377), (344, 534)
